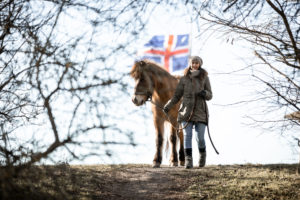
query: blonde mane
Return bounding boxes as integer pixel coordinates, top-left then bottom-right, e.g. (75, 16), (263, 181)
(130, 59), (175, 81)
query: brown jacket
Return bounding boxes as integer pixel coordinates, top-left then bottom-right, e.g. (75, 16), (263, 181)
(164, 68), (212, 123)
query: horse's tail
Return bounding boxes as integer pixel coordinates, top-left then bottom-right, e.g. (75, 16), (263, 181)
(164, 122), (182, 161)
(164, 122), (170, 158)
(165, 139), (169, 157)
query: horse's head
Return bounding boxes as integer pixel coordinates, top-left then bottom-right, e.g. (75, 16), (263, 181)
(130, 60), (154, 106)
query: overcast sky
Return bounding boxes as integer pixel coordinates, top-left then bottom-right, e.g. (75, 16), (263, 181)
(68, 3), (300, 166)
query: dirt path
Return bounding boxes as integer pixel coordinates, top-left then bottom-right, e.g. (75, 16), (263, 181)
(99, 165), (200, 200)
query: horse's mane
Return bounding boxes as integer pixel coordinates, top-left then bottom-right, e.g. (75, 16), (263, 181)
(130, 59), (176, 80)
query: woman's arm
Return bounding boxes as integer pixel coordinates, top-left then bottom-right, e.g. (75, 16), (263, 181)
(164, 78), (184, 111)
(204, 76), (212, 101)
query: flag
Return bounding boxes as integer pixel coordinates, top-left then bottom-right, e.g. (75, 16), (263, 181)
(139, 34), (190, 73)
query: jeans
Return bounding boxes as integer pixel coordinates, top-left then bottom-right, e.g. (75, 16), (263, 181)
(182, 121), (206, 150)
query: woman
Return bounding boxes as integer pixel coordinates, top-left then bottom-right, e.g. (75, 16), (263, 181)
(163, 56), (213, 169)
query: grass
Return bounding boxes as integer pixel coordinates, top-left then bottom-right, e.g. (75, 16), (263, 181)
(187, 164), (300, 200)
(1, 163), (299, 200)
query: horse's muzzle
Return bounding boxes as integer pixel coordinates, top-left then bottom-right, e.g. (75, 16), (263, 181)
(132, 95), (146, 106)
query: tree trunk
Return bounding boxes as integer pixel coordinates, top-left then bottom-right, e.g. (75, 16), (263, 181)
(298, 139), (300, 175)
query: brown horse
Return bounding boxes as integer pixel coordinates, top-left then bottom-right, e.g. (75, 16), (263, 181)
(130, 59), (185, 167)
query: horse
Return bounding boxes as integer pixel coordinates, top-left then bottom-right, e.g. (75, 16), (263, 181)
(130, 59), (185, 168)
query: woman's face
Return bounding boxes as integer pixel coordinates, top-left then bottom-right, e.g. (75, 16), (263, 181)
(191, 61), (200, 70)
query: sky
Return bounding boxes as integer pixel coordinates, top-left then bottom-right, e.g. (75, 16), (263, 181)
(71, 3), (300, 166)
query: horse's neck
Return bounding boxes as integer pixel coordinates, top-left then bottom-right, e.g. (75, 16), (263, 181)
(151, 74), (177, 104)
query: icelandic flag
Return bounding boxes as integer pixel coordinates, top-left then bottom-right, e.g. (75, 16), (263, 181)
(139, 34), (190, 73)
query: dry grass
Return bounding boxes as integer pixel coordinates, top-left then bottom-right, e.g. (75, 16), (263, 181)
(187, 164), (300, 200)
(1, 164), (299, 200)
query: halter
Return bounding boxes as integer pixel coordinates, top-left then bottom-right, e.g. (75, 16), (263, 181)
(134, 91), (152, 102)
(133, 68), (154, 102)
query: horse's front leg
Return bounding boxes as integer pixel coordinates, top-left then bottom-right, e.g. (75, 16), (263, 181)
(178, 129), (185, 166)
(169, 127), (178, 167)
(152, 110), (165, 168)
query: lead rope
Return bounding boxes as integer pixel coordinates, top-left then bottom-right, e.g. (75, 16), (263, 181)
(204, 101), (219, 155)
(147, 98), (190, 131)
(147, 76), (219, 154)
(192, 78), (219, 155)
(148, 97), (219, 155)
(147, 78), (197, 132)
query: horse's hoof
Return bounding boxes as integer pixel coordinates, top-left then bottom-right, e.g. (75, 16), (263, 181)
(179, 161), (185, 166)
(170, 162), (178, 167)
(152, 162), (161, 168)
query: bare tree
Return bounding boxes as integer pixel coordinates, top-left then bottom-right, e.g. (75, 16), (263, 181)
(184, 0), (299, 167)
(0, 0), (155, 197)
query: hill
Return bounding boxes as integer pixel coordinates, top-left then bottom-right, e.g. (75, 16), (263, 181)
(3, 164), (300, 200)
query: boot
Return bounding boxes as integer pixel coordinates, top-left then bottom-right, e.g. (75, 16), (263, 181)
(199, 152), (206, 167)
(185, 156), (193, 169)
(184, 148), (193, 169)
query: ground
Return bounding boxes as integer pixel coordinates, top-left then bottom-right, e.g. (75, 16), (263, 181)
(3, 164), (300, 200)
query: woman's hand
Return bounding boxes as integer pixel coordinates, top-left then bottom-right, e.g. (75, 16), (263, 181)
(197, 90), (206, 98)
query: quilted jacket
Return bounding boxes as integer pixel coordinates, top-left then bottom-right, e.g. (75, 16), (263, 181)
(164, 68), (212, 123)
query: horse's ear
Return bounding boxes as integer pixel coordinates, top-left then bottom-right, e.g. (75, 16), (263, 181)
(139, 60), (146, 66)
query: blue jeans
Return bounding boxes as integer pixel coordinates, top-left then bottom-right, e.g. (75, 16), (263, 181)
(182, 121), (206, 150)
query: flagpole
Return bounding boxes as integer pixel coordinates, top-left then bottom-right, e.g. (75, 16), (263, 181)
(189, 15), (193, 59)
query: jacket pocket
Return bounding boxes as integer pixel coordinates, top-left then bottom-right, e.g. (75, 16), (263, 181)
(179, 100), (193, 120)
